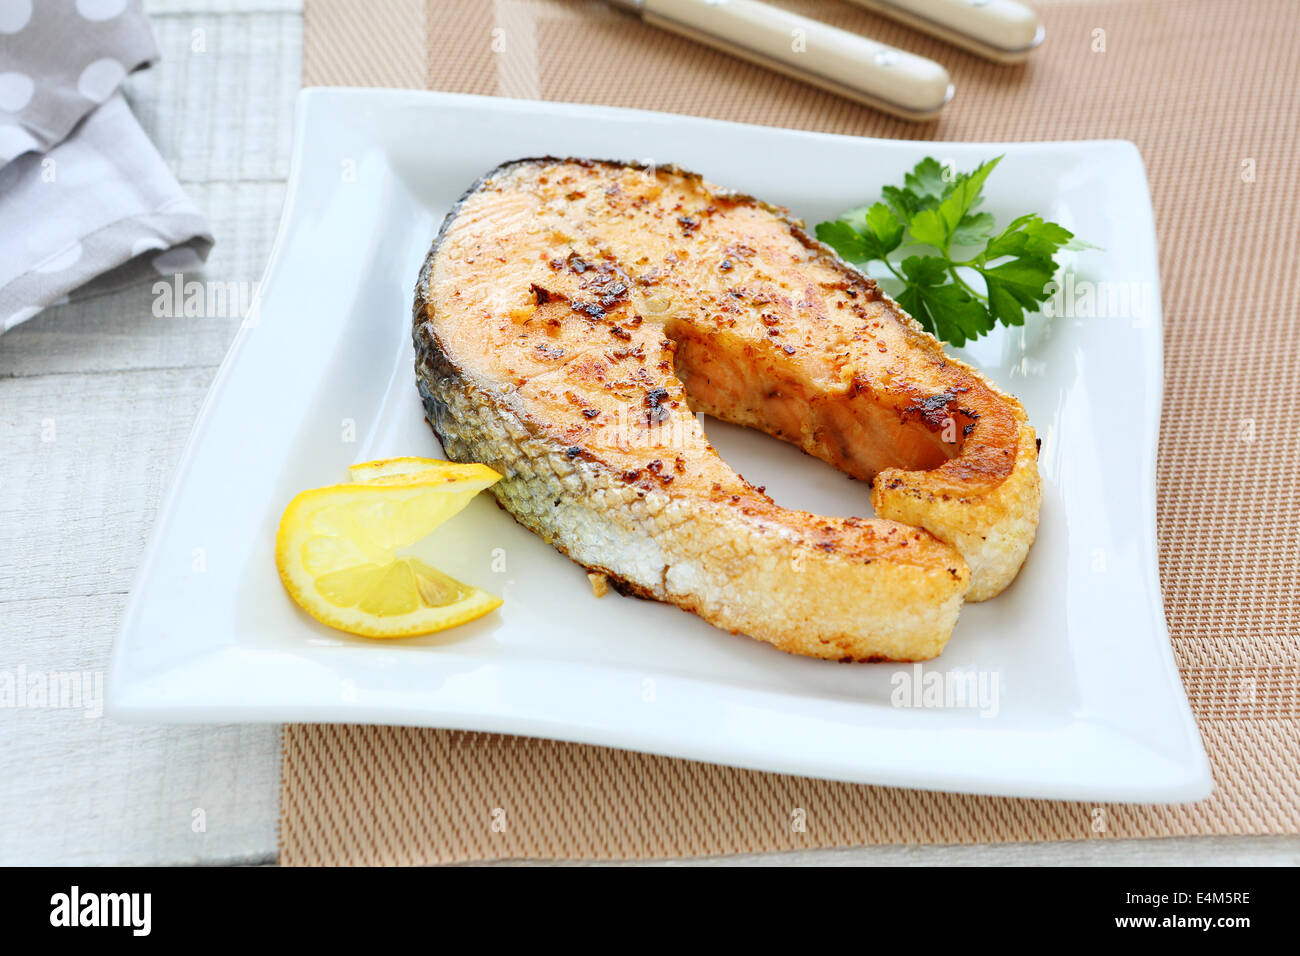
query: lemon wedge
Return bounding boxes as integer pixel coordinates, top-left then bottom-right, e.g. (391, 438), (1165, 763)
(275, 460), (502, 638)
(347, 456), (477, 485)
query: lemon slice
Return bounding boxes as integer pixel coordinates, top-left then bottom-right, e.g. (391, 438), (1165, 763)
(276, 462), (502, 638)
(348, 456), (474, 485)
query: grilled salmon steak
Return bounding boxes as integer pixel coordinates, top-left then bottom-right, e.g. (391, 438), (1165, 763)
(414, 159), (1041, 661)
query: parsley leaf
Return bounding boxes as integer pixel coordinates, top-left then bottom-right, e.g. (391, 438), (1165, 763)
(904, 157), (949, 204)
(814, 220), (871, 263)
(899, 256), (995, 344)
(814, 156), (1090, 346)
(815, 200), (904, 263)
(864, 202), (905, 255)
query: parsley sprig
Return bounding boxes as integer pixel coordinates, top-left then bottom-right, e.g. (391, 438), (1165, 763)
(814, 156), (1088, 347)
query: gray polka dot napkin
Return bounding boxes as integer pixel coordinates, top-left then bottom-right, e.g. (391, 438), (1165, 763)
(0, 0), (213, 332)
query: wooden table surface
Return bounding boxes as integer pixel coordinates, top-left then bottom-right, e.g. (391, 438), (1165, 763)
(0, 0), (1294, 866)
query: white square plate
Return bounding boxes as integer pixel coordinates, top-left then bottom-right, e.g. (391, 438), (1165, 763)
(108, 88), (1210, 801)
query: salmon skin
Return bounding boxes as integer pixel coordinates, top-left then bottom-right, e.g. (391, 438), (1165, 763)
(414, 159), (1041, 661)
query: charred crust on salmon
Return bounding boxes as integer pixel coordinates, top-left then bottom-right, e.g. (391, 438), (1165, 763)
(414, 158), (1041, 660)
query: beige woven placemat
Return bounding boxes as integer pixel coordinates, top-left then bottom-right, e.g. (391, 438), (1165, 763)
(281, 0), (1300, 864)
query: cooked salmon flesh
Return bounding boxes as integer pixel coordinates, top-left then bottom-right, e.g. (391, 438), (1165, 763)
(414, 159), (1041, 661)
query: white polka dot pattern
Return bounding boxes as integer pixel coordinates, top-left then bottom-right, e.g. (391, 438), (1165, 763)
(0, 123), (37, 161)
(75, 0), (128, 21)
(0, 0), (32, 35)
(0, 71), (33, 111)
(0, 0), (159, 166)
(0, 6), (212, 335)
(77, 57), (127, 104)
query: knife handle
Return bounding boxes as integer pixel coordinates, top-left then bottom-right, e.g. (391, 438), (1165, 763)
(845, 0), (1044, 63)
(639, 0), (952, 120)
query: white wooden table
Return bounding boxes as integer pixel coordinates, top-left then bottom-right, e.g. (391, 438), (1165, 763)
(0, 0), (1294, 866)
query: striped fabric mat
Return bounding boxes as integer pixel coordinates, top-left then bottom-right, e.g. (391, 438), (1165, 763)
(281, 0), (1299, 864)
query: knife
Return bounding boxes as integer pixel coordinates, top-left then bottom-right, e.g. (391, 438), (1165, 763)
(844, 0), (1044, 64)
(607, 0), (953, 121)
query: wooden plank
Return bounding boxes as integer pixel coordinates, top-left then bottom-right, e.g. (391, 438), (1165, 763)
(129, 11), (302, 185)
(0, 597), (280, 865)
(0, 367), (217, 601)
(0, 2), (299, 865)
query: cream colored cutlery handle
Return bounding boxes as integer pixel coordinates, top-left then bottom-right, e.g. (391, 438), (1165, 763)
(848, 0), (1042, 59)
(641, 0), (952, 119)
